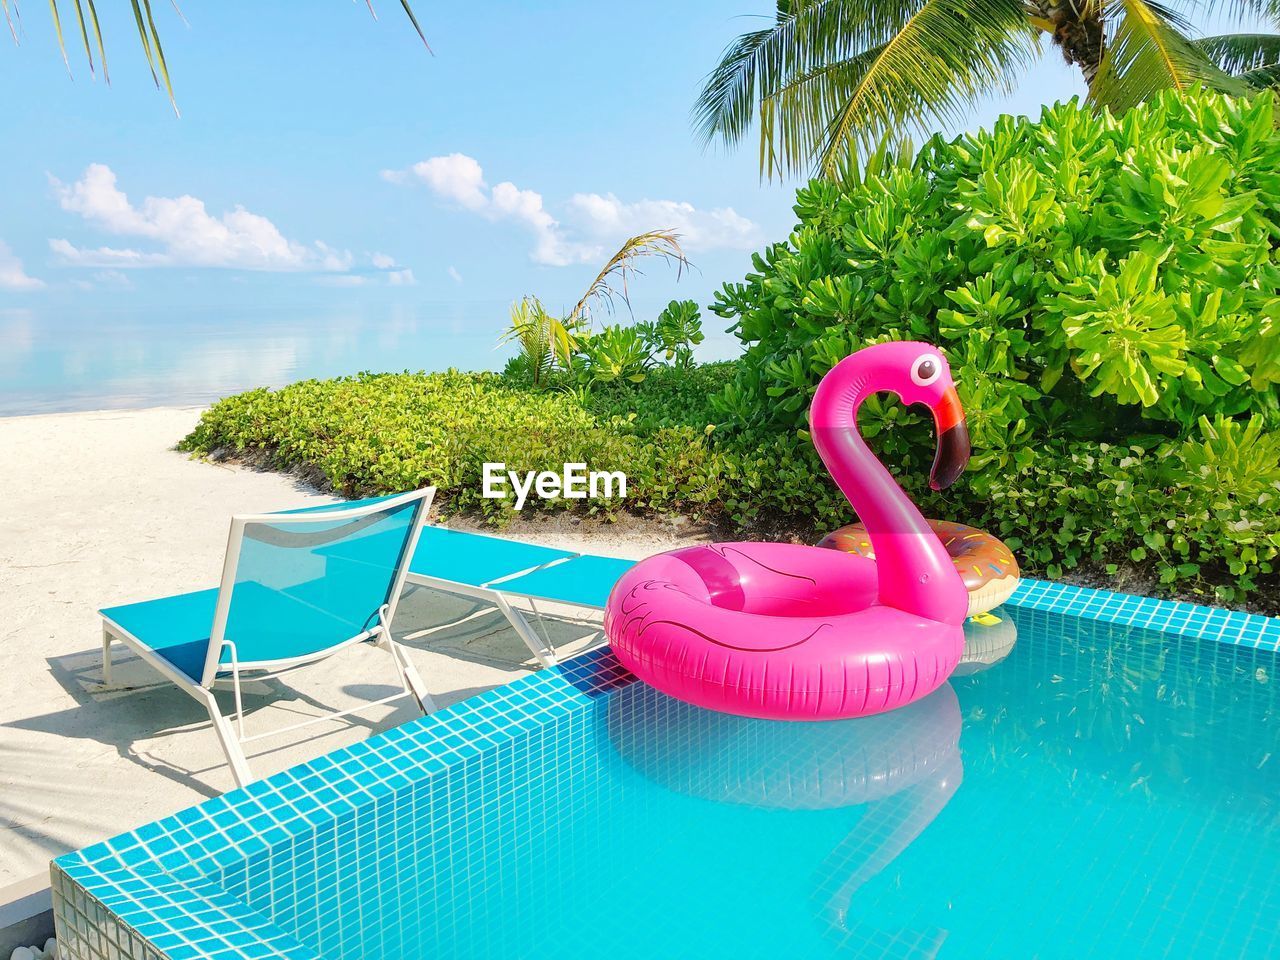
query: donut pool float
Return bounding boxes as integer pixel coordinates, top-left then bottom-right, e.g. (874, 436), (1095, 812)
(819, 519), (1020, 616)
(605, 341), (977, 721)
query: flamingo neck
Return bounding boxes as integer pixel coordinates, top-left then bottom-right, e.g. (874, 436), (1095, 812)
(810, 371), (967, 625)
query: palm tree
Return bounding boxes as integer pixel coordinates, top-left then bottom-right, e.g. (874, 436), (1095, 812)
(500, 230), (690, 385)
(695, 0), (1280, 179)
(1, 1), (426, 113)
(566, 229), (690, 326)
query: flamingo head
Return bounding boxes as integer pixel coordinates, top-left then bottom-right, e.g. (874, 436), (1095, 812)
(819, 340), (971, 491)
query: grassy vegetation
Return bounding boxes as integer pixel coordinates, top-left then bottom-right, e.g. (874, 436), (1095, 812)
(181, 360), (1279, 610)
(180, 366), (732, 522)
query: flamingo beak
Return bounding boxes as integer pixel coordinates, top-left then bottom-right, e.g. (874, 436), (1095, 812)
(929, 385), (970, 491)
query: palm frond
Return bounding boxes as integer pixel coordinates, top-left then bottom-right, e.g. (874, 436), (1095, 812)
(813, 0), (1036, 177)
(498, 297), (573, 387)
(1, 1), (19, 44)
(694, 0), (909, 174)
(567, 230), (691, 326)
(394, 0), (431, 52)
(692, 23), (775, 152)
(47, 0), (70, 73)
(1091, 0), (1247, 111)
(86, 0), (107, 82)
(1195, 32), (1280, 75)
(1134, 0), (1194, 34)
(1237, 61), (1280, 84)
(69, 0), (95, 76)
(695, 0), (1037, 179)
(5, 1), (427, 113)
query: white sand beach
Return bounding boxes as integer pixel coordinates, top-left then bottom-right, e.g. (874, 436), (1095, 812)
(0, 407), (705, 887)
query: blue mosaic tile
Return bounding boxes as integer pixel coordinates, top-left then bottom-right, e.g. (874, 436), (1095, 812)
(1007, 578), (1280, 650)
(50, 581), (1278, 960)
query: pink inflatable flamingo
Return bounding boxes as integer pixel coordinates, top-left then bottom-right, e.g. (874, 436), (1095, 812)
(603, 341), (972, 720)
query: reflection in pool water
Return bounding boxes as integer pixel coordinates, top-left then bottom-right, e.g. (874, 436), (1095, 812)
(954, 609), (1018, 675)
(607, 680), (963, 953)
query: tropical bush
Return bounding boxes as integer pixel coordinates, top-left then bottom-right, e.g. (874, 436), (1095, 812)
(500, 230), (690, 385)
(506, 299), (705, 389)
(180, 366), (732, 522)
(704, 88), (1280, 602)
(713, 89), (1280, 446)
(180, 366), (1279, 606)
(647, 299), (705, 369)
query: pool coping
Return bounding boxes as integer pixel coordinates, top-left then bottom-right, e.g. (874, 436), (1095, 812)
(1006, 578), (1280, 651)
(50, 576), (1280, 960)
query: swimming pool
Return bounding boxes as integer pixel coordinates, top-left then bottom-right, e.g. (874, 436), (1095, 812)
(52, 582), (1279, 959)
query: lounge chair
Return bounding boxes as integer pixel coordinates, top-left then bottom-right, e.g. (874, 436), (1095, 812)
(292, 512), (637, 667)
(406, 531), (636, 666)
(99, 489), (435, 788)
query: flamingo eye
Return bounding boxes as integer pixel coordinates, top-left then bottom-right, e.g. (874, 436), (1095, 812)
(911, 354), (941, 387)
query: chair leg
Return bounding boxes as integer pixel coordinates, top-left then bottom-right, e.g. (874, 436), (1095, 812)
(101, 625), (113, 686)
(378, 630), (436, 713)
(198, 688), (253, 789)
(493, 594), (557, 668)
(524, 597), (559, 654)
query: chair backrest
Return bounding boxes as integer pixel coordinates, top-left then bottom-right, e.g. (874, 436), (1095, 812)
(201, 488), (434, 686)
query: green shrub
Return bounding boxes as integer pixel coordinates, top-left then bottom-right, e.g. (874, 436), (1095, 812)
(648, 299), (704, 369)
(713, 89), (1280, 444)
(180, 369), (730, 523)
(179, 361), (1278, 603)
(706, 88), (1280, 600)
(573, 324), (653, 385)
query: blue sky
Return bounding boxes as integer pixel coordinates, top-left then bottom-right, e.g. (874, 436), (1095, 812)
(0, 1), (1091, 362)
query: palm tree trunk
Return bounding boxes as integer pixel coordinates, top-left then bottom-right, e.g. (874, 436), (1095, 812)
(1033, 2), (1106, 87)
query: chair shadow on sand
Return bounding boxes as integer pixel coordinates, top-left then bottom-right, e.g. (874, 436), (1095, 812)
(7, 583), (604, 824)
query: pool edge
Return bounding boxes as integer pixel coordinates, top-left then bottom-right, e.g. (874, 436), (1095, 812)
(51, 578), (1279, 959)
(1006, 578), (1280, 651)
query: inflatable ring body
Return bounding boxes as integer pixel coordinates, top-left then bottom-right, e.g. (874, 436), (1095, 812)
(819, 519), (1019, 617)
(604, 542), (965, 721)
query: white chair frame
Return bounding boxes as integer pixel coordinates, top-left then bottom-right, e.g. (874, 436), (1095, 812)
(406, 556), (615, 669)
(100, 488), (436, 789)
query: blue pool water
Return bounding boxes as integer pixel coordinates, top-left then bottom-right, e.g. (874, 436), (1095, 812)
(338, 610), (1278, 960)
(53, 599), (1280, 960)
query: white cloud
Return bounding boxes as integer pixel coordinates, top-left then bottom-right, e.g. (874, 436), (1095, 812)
(566, 193), (760, 252)
(383, 153), (760, 267)
(49, 164), (354, 272)
(383, 153), (579, 265)
(49, 237), (166, 267)
(0, 241), (44, 290)
(447, 265), (462, 284)
(387, 269), (416, 286)
(93, 269), (133, 288)
(383, 153), (488, 210)
(71, 270), (132, 291)
(371, 251), (398, 269)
